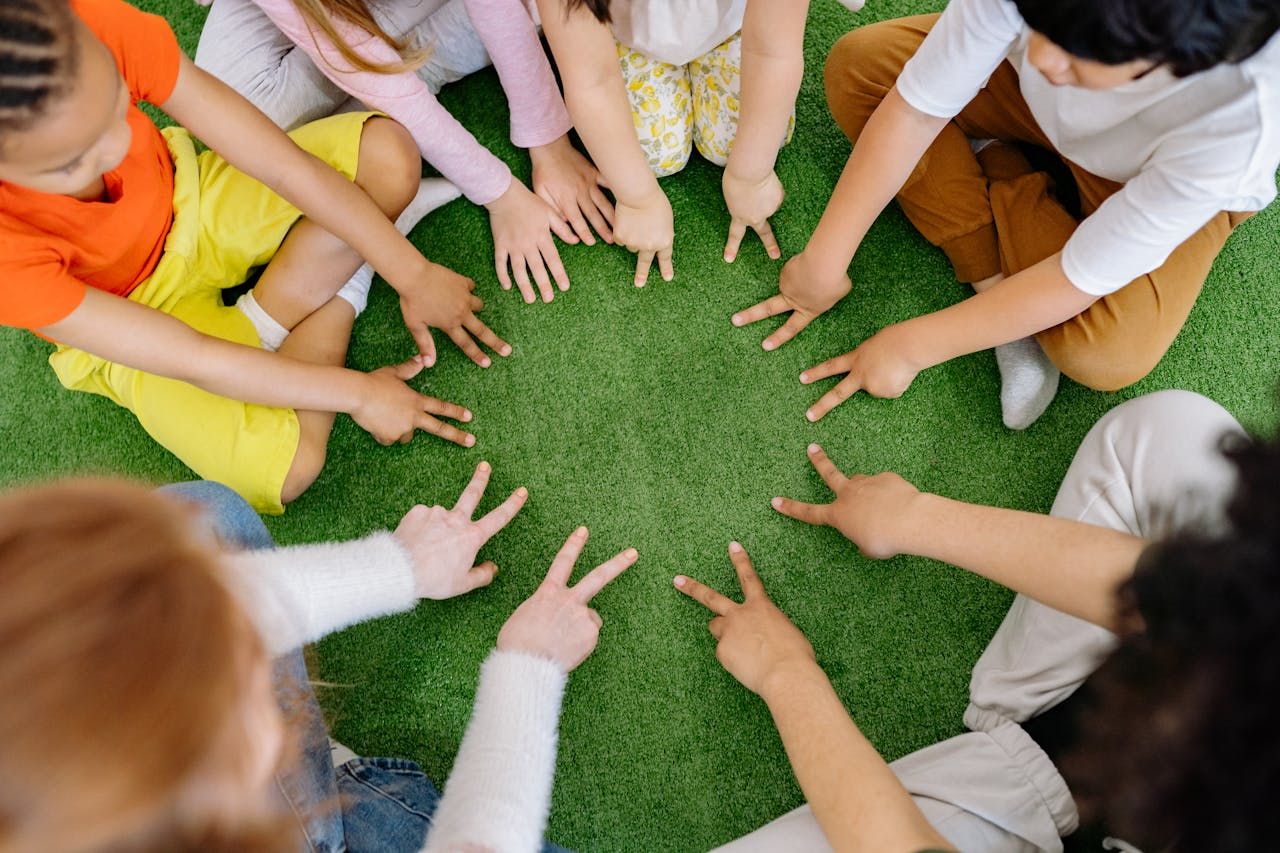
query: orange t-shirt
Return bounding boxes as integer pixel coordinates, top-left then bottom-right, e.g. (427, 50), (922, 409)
(0, 0), (182, 330)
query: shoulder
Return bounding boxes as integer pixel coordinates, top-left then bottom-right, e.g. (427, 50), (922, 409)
(71, 0), (182, 103)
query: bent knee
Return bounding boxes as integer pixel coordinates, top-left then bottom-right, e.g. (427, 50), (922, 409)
(356, 117), (422, 216)
(1038, 330), (1163, 392)
(280, 440), (327, 505)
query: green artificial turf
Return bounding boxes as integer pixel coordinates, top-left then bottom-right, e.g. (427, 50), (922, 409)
(3, 1), (1280, 849)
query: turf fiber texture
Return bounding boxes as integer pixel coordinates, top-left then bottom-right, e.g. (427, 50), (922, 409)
(3, 1), (1280, 849)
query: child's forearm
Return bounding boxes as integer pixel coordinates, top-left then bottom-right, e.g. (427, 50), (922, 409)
(897, 255), (1098, 370)
(805, 88), (947, 277)
(725, 0), (809, 182)
(898, 491), (1146, 630)
(761, 660), (955, 852)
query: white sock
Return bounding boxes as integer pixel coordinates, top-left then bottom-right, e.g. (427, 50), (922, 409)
(995, 337), (1061, 430)
(235, 291), (289, 352)
(335, 177), (461, 315)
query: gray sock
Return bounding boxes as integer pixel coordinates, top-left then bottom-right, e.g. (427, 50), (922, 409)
(995, 337), (1060, 430)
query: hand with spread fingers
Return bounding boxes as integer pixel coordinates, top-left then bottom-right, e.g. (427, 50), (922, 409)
(771, 444), (923, 560)
(486, 178), (577, 305)
(673, 541), (816, 697)
(722, 169), (784, 263)
(498, 526), (639, 671)
(354, 358), (477, 448)
(731, 251), (851, 352)
(531, 135), (616, 251)
(799, 325), (924, 421)
(396, 261), (511, 368)
(394, 461), (529, 600)
(614, 187), (675, 288)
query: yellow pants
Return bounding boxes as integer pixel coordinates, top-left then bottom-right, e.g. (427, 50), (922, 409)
(48, 112), (375, 514)
(619, 32), (796, 177)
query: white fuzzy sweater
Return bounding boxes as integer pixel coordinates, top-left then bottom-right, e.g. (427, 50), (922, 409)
(224, 534), (566, 853)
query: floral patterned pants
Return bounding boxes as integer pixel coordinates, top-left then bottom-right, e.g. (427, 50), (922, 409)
(618, 33), (796, 177)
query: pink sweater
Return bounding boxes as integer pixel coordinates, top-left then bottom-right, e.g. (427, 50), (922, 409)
(254, 0), (572, 205)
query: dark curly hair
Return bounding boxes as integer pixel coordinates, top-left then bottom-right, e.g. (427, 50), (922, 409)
(1065, 428), (1280, 850)
(1013, 0), (1280, 77)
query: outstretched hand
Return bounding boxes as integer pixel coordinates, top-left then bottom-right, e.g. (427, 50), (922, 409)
(396, 262), (511, 368)
(722, 169), (784, 263)
(731, 251), (851, 351)
(354, 358), (476, 447)
(799, 326), (923, 421)
(393, 461), (529, 599)
(498, 527), (638, 672)
(674, 542), (815, 697)
(771, 444), (923, 560)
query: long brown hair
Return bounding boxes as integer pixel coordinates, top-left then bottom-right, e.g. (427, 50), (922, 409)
(0, 480), (294, 852)
(293, 0), (430, 74)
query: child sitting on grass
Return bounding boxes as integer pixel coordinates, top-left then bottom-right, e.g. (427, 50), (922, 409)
(195, 0), (617, 305)
(734, 0), (1280, 429)
(0, 0), (510, 514)
(538, 0), (863, 287)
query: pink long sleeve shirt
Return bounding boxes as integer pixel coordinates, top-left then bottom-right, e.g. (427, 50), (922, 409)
(254, 0), (572, 204)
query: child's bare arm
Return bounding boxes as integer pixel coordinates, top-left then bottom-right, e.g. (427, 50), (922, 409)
(537, 0), (674, 287)
(734, 88), (948, 349)
(800, 253), (1097, 420)
(721, 0), (810, 262)
(41, 290), (475, 447)
(772, 445), (1147, 630)
(158, 55), (506, 367)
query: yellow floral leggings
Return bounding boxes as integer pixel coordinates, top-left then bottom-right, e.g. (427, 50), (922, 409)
(618, 32), (796, 177)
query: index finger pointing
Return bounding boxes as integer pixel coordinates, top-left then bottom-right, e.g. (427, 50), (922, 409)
(754, 220), (781, 260)
(634, 251), (655, 288)
(474, 486), (529, 539)
(724, 219), (748, 263)
(657, 247), (674, 283)
(673, 575), (735, 616)
(452, 460), (491, 517)
(544, 526), (588, 587)
(572, 548), (639, 603)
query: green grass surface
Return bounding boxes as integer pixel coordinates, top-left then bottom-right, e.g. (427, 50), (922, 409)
(3, 1), (1280, 849)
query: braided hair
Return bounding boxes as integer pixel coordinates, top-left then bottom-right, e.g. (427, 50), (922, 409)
(0, 0), (78, 140)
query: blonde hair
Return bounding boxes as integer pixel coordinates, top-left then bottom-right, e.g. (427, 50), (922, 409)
(0, 480), (295, 853)
(293, 0), (430, 74)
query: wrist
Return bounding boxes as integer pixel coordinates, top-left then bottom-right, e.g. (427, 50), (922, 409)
(883, 319), (941, 372)
(891, 490), (940, 558)
(528, 133), (572, 164)
(759, 656), (826, 707)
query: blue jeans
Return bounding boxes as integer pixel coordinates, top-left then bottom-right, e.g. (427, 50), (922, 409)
(159, 483), (492, 852)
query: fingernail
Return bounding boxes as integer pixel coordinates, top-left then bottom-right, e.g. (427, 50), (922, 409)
(625, 548), (638, 559)
(524, 294), (534, 304)
(771, 497), (783, 509)
(674, 575), (687, 587)
(729, 541), (743, 553)
(501, 282), (511, 290)
(799, 373), (809, 383)
(424, 356), (435, 367)
(731, 315), (743, 327)
(481, 358), (492, 368)
(724, 254), (735, 263)
(808, 443), (820, 454)
(465, 435), (477, 447)
(478, 460), (490, 471)
(762, 340), (776, 352)
(576, 525), (588, 536)
(463, 410), (473, 422)
(501, 345), (512, 356)
(516, 486), (528, 497)
(635, 280), (645, 288)
(806, 410), (818, 422)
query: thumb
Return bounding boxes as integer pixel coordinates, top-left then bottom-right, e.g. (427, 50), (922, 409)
(390, 356), (425, 382)
(466, 561), (499, 591)
(412, 326), (438, 368)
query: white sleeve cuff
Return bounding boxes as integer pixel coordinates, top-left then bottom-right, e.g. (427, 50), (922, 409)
(424, 650), (568, 853)
(223, 532), (418, 655)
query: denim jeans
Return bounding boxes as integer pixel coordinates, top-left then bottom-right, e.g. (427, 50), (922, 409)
(161, 482), (569, 853)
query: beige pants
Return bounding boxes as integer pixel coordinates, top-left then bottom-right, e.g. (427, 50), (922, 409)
(716, 390), (1244, 852)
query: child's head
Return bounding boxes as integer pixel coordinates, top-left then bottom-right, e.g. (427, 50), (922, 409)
(1067, 428), (1280, 850)
(1015, 0), (1280, 88)
(0, 0), (132, 195)
(0, 480), (293, 852)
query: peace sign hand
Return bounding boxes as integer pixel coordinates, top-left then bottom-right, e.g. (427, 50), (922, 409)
(393, 461), (529, 600)
(731, 251), (851, 352)
(673, 542), (815, 697)
(497, 527), (639, 672)
(770, 444), (923, 560)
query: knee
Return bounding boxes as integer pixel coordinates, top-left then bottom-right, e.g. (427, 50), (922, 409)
(356, 117), (421, 217)
(823, 25), (903, 137)
(280, 440), (327, 506)
(1098, 389), (1239, 439)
